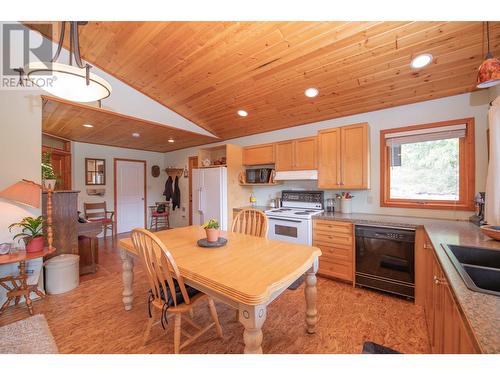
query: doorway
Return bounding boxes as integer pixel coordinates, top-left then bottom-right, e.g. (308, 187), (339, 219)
(114, 159), (147, 234)
(188, 156), (198, 225)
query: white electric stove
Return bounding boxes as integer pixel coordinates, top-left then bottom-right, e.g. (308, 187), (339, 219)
(265, 190), (324, 245)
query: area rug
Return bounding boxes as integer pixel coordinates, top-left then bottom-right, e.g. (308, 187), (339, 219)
(0, 314), (59, 354)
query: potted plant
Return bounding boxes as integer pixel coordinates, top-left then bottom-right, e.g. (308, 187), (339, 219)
(9, 216), (45, 253)
(202, 218), (220, 243)
(42, 152), (57, 190)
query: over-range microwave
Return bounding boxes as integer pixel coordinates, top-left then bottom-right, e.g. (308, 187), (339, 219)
(246, 168), (272, 184)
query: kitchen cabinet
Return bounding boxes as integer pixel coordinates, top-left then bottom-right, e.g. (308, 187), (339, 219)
(313, 220), (354, 283)
(420, 235), (480, 354)
(275, 137), (316, 171)
(242, 143), (275, 165)
(318, 123), (369, 189)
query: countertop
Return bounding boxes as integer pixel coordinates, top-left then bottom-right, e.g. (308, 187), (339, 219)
(314, 212), (500, 353)
(233, 206), (269, 212)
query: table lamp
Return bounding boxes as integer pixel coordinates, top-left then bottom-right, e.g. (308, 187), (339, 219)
(0, 179), (53, 250)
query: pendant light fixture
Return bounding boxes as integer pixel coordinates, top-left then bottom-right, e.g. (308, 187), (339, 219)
(24, 22), (112, 102)
(476, 21), (500, 89)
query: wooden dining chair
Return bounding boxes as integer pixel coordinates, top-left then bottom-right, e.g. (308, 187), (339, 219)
(149, 201), (170, 231)
(83, 202), (115, 238)
(231, 208), (268, 320)
(131, 228), (223, 354)
(231, 208), (269, 238)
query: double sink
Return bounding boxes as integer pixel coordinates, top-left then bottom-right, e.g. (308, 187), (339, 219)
(442, 244), (500, 296)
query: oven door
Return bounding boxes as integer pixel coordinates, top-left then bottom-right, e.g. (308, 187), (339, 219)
(267, 216), (311, 245)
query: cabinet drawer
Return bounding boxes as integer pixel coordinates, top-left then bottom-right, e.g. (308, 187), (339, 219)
(314, 220), (352, 235)
(318, 258), (353, 282)
(313, 231), (353, 246)
(315, 243), (353, 263)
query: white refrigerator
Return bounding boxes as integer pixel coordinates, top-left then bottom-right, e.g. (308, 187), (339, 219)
(192, 167), (228, 230)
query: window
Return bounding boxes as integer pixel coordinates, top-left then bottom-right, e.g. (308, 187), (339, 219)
(380, 118), (475, 210)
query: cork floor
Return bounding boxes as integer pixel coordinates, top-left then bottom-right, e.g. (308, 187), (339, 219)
(0, 235), (430, 354)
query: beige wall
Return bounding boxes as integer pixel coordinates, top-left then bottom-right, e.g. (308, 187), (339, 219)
(72, 142), (167, 229)
(164, 91), (492, 227)
(0, 90), (42, 304)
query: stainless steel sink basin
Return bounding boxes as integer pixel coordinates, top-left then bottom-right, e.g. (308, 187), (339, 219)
(441, 244), (500, 296)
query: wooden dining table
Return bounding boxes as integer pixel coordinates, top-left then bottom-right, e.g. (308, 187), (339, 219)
(118, 225), (322, 354)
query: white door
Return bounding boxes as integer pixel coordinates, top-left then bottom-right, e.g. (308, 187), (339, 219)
(115, 160), (145, 233)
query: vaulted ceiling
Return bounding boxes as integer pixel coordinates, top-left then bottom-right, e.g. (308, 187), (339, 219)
(31, 21), (500, 147)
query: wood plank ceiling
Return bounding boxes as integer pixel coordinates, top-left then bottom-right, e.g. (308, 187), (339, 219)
(41, 96), (217, 152)
(31, 21), (500, 146)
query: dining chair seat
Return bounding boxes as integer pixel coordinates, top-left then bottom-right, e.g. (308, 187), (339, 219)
(154, 279), (201, 308)
(88, 217), (113, 223)
(151, 211), (169, 218)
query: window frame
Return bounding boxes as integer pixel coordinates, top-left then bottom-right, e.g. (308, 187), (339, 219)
(380, 118), (475, 211)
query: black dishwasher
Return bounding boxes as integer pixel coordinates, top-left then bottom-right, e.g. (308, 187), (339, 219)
(355, 225), (416, 299)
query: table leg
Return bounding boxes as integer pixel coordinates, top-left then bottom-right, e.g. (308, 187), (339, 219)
(239, 304), (267, 354)
(304, 259), (318, 334)
(18, 261), (33, 315)
(120, 249), (134, 311)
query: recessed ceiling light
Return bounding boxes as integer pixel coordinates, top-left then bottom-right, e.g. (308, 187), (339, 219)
(410, 53), (433, 69)
(304, 87), (319, 98)
(237, 110), (248, 117)
(132, 132), (140, 138)
(83, 124), (93, 128)
(168, 138), (175, 143)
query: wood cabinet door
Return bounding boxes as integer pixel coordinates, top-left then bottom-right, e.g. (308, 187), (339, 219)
(340, 123), (369, 189)
(443, 283), (460, 354)
(431, 253), (444, 354)
(294, 137), (317, 170)
(242, 144), (275, 165)
(275, 141), (294, 171)
(317, 128), (341, 188)
(458, 314), (478, 354)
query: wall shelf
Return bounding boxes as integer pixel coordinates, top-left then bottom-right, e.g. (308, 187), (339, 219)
(239, 182), (282, 186)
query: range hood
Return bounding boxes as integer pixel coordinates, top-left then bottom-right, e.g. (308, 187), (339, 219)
(274, 170), (318, 181)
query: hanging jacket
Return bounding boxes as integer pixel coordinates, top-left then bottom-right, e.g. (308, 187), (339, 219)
(172, 176), (181, 210)
(163, 176), (173, 201)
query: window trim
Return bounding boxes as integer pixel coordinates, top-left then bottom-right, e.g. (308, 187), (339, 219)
(380, 118), (475, 211)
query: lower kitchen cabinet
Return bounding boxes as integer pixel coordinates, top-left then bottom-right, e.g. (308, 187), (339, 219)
(313, 220), (354, 283)
(420, 235), (480, 354)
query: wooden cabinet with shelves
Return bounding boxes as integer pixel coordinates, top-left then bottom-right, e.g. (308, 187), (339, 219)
(242, 143), (275, 165)
(318, 123), (369, 189)
(275, 136), (317, 171)
(313, 220), (354, 282)
(418, 233), (480, 354)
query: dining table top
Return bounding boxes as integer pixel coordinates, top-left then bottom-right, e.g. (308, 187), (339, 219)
(119, 225), (321, 305)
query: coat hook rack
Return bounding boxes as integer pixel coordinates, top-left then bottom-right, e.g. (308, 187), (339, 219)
(165, 168), (184, 178)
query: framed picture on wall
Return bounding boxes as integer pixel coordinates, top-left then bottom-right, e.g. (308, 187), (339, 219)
(85, 158), (106, 185)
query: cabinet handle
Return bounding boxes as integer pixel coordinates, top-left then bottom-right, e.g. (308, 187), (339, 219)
(424, 243), (432, 250)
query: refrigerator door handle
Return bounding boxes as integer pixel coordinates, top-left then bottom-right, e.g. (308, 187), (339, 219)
(198, 187), (203, 213)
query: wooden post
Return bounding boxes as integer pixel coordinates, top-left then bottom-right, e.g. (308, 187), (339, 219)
(46, 187), (54, 250)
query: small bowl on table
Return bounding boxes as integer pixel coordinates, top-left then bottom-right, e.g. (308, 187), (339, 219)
(480, 225), (500, 241)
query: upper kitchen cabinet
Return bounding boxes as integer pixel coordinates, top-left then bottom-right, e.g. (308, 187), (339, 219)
(275, 137), (317, 171)
(318, 123), (370, 189)
(242, 143), (275, 166)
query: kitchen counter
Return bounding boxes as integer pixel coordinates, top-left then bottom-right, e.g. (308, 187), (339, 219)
(314, 212), (500, 353)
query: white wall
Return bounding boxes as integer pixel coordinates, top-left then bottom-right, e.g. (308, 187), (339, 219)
(0, 89), (42, 304)
(164, 91), (492, 227)
(72, 142), (167, 229)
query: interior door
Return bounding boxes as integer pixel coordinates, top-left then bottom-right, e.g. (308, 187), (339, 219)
(115, 159), (146, 233)
(317, 128), (341, 188)
(42, 146), (71, 190)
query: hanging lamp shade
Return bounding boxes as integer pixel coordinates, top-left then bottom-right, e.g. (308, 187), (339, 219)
(476, 21), (500, 89)
(476, 54), (500, 89)
(24, 62), (112, 102)
(24, 21), (111, 102)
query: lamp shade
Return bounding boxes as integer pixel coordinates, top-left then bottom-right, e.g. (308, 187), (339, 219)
(24, 62), (112, 103)
(477, 55), (500, 88)
(0, 180), (41, 208)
